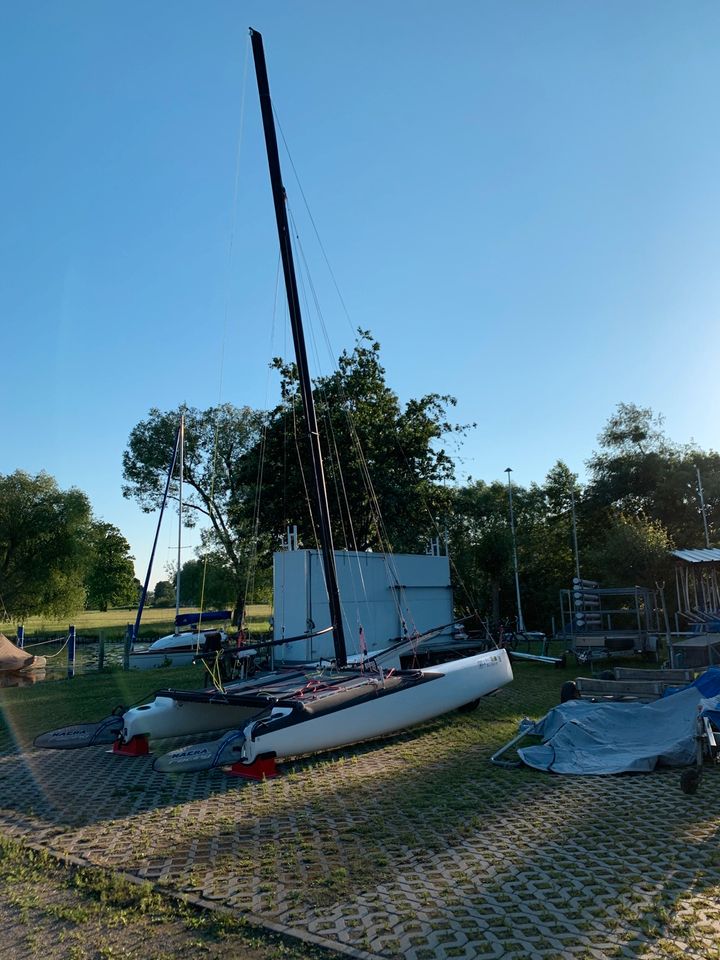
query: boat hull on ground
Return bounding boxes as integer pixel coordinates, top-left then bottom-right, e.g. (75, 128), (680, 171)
(237, 648), (512, 765)
(120, 668), (307, 742)
(0, 634), (46, 673)
(120, 636), (420, 743)
(121, 694), (262, 742)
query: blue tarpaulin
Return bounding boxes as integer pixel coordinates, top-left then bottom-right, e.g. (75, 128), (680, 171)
(517, 668), (720, 775)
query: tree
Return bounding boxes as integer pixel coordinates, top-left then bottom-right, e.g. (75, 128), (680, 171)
(238, 332), (466, 554)
(84, 522), (137, 612)
(595, 402), (670, 456)
(582, 514), (673, 589)
(152, 580), (176, 608)
(447, 480), (514, 624)
(449, 463), (588, 634)
(123, 336), (467, 619)
(518, 463), (583, 631)
(0, 471), (92, 620)
(122, 404), (267, 622)
(174, 557), (262, 609)
(587, 402), (720, 548)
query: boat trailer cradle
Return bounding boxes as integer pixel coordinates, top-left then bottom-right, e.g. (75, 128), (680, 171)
(490, 667), (720, 795)
(559, 667), (694, 704)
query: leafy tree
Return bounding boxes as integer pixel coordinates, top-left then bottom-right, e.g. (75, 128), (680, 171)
(0, 471), (92, 620)
(447, 480), (514, 625)
(595, 402), (670, 456)
(84, 522), (137, 612)
(582, 514), (674, 589)
(174, 557), (251, 609)
(586, 402), (720, 548)
(238, 332), (466, 555)
(122, 404), (266, 622)
(152, 580), (176, 608)
(519, 463), (583, 631)
(449, 463), (588, 634)
(123, 337), (467, 620)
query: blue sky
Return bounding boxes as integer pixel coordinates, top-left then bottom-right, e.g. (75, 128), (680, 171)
(2, 1), (720, 585)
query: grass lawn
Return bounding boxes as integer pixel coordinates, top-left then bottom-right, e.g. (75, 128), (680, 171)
(2, 604), (273, 642)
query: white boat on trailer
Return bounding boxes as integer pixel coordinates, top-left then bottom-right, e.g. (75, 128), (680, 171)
(128, 610), (231, 671)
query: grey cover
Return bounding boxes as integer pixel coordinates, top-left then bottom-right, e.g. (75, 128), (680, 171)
(518, 687), (719, 775)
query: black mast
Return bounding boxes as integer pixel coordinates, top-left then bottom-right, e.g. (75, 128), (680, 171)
(249, 28), (347, 667)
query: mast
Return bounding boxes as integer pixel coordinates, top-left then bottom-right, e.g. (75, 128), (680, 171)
(249, 28), (347, 666)
(174, 413), (184, 630)
(132, 423), (182, 644)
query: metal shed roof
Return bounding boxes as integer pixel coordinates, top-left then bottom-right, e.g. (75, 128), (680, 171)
(672, 548), (720, 563)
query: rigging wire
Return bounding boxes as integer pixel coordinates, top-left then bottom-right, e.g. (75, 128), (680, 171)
(273, 105), (356, 340)
(197, 34), (252, 688)
(266, 102), (470, 655)
(283, 206), (421, 646)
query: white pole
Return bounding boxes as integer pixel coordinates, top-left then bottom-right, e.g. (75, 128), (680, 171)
(570, 488), (581, 583)
(696, 465), (711, 548)
(505, 467), (525, 632)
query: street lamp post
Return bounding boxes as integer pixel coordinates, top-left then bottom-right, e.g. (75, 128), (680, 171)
(696, 466), (711, 549)
(570, 488), (582, 583)
(505, 467), (526, 633)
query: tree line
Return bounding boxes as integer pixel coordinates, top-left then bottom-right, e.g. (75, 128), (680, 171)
(3, 335), (717, 632)
(0, 471), (138, 620)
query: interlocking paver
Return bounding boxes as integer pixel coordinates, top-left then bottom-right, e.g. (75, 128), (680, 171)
(2, 686), (720, 960)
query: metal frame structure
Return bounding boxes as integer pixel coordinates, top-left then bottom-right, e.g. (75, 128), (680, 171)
(559, 579), (662, 663)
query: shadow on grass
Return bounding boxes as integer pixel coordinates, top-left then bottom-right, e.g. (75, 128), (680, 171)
(2, 659), (719, 957)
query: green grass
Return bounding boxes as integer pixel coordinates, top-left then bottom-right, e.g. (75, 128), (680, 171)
(0, 835), (332, 960)
(0, 663), (204, 746)
(0, 604), (273, 642)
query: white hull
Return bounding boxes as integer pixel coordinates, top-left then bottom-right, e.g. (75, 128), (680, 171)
(122, 638), (415, 739)
(129, 628), (227, 671)
(239, 649), (512, 764)
(121, 664), (302, 742)
(122, 694), (261, 741)
(128, 650), (198, 670)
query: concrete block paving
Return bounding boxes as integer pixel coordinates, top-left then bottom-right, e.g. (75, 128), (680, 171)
(1, 690), (719, 959)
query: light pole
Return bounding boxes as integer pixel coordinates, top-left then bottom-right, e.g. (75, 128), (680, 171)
(696, 465), (711, 549)
(570, 487), (581, 582)
(505, 467), (525, 632)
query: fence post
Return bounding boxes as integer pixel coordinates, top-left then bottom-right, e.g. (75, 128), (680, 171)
(98, 630), (105, 672)
(17, 625), (24, 649)
(67, 625), (76, 679)
(123, 623), (132, 671)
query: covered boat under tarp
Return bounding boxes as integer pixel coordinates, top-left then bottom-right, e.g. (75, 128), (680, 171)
(0, 633), (47, 672)
(512, 668), (720, 775)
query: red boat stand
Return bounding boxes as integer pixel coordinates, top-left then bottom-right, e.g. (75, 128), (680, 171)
(226, 756), (278, 780)
(112, 735), (150, 756)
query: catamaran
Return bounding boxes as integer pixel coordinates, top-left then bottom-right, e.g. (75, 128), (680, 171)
(35, 29), (512, 771)
(149, 29), (513, 775)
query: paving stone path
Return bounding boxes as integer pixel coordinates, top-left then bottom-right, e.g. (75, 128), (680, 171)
(1, 689), (719, 959)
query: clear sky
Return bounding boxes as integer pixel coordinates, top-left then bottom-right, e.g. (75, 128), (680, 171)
(2, 1), (720, 585)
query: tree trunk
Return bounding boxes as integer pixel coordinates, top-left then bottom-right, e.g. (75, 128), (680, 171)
(232, 588), (245, 628)
(491, 580), (501, 623)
